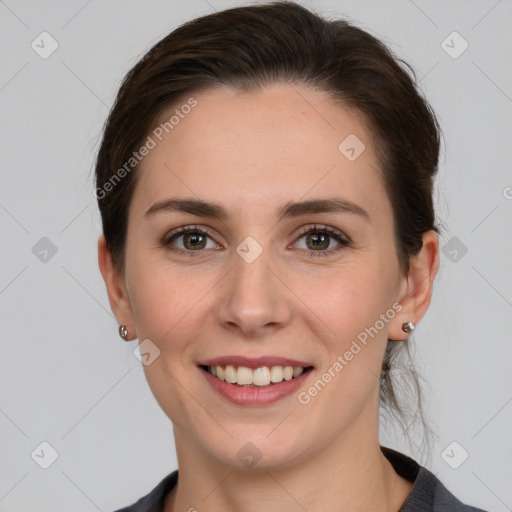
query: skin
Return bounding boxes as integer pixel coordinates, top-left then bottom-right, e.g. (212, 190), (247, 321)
(98, 83), (439, 511)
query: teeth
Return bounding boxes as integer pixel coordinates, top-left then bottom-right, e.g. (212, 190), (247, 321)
(270, 366), (283, 383)
(224, 364), (236, 383)
(206, 364), (308, 387)
(253, 367), (271, 386)
(283, 366), (294, 380)
(236, 366), (253, 385)
(293, 367), (304, 378)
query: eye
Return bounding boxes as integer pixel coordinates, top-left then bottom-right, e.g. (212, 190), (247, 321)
(161, 224), (351, 258)
(293, 224), (351, 257)
(162, 226), (219, 253)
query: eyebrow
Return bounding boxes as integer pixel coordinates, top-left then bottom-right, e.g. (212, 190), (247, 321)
(144, 197), (370, 223)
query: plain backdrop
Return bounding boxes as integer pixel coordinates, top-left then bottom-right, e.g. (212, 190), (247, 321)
(1, 1), (511, 511)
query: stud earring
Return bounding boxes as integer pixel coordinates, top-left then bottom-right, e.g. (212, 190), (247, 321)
(119, 324), (129, 341)
(402, 321), (415, 333)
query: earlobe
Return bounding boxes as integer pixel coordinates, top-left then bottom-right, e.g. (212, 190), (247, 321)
(97, 234), (136, 340)
(389, 230), (440, 341)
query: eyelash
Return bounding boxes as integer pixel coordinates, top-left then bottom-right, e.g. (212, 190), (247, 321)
(296, 225), (351, 258)
(161, 224), (351, 258)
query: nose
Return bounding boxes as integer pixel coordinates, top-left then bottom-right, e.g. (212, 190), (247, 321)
(215, 244), (293, 337)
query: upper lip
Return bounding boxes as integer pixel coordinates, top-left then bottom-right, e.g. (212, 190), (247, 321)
(198, 356), (314, 369)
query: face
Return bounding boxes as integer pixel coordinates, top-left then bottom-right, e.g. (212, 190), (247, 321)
(108, 83), (418, 470)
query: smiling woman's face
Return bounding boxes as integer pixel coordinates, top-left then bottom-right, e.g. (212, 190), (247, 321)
(103, 82), (427, 470)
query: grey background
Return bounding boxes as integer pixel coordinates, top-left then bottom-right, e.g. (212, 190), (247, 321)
(1, 0), (511, 511)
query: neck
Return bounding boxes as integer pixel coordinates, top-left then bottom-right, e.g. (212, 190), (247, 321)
(164, 419), (413, 512)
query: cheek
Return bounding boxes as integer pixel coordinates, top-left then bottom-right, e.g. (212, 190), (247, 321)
(295, 268), (394, 418)
(125, 253), (190, 343)
(127, 264), (214, 429)
(305, 262), (395, 342)
(297, 256), (398, 404)
(126, 255), (222, 363)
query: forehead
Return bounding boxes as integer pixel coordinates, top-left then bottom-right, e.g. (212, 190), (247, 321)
(131, 83), (388, 221)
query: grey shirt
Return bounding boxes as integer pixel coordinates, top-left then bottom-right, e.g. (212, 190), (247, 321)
(113, 447), (488, 511)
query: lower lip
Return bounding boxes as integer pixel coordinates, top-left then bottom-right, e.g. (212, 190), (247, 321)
(199, 367), (313, 406)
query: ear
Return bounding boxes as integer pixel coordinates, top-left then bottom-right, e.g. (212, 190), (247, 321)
(97, 234), (137, 341)
(388, 230), (440, 341)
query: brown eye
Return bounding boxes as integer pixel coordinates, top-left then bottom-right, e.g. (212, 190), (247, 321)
(162, 226), (218, 253)
(294, 225), (350, 257)
(305, 232), (331, 251)
(181, 232), (207, 250)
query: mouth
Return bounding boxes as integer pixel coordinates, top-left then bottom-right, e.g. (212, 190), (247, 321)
(199, 364), (314, 387)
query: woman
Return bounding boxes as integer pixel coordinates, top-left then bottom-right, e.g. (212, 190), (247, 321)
(96, 2), (487, 510)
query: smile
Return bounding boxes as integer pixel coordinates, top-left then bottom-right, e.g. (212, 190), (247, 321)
(200, 364), (313, 387)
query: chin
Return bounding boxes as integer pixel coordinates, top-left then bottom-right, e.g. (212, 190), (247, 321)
(203, 429), (307, 472)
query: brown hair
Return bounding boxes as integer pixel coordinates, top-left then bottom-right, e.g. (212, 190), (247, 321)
(94, 0), (441, 448)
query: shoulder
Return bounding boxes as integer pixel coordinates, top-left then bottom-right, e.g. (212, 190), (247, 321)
(112, 470), (178, 512)
(381, 446), (489, 512)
